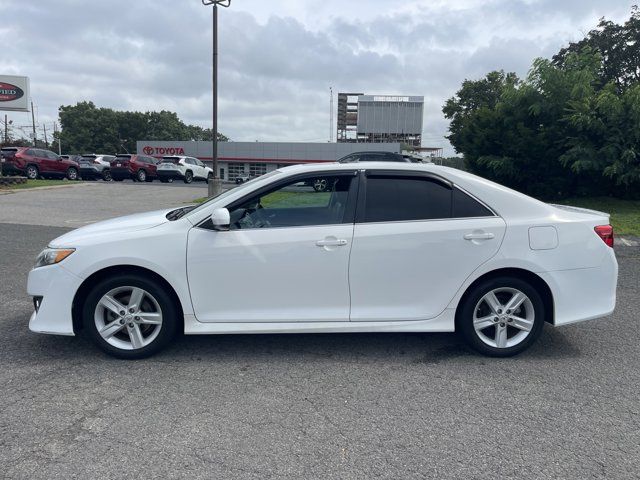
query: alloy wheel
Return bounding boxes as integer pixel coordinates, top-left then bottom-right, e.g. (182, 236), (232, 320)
(67, 168), (78, 180)
(473, 287), (534, 349)
(94, 286), (163, 350)
(313, 178), (327, 192)
(26, 166), (38, 179)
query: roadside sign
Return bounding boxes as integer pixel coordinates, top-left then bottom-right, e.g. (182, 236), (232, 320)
(0, 75), (30, 112)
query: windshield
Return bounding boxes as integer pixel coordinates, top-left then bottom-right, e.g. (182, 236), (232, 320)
(184, 170), (282, 218)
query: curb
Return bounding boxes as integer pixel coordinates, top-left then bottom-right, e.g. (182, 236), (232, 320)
(0, 182), (93, 194)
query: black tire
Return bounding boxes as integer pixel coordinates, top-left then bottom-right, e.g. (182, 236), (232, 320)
(82, 273), (179, 359)
(66, 167), (79, 181)
(25, 164), (39, 180)
(136, 169), (147, 182)
(160, 178), (169, 183)
(206, 172), (213, 183)
(113, 178), (124, 182)
(184, 170), (193, 184)
(457, 276), (545, 357)
(102, 169), (112, 182)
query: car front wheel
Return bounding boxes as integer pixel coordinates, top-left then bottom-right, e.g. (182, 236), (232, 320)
(102, 169), (112, 181)
(83, 274), (179, 359)
(457, 276), (544, 357)
(67, 167), (79, 181)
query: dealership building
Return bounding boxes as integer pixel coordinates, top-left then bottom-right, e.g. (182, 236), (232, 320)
(137, 141), (401, 181)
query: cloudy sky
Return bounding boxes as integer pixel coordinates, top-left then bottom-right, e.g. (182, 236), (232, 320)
(0, 0), (635, 154)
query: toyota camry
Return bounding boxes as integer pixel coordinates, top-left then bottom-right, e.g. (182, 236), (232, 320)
(27, 162), (618, 359)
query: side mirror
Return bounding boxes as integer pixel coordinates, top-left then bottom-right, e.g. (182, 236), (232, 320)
(211, 208), (230, 231)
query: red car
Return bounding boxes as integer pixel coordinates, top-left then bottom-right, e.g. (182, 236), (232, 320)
(1, 147), (80, 180)
(110, 154), (158, 182)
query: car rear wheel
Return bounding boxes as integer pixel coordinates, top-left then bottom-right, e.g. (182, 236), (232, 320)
(102, 169), (112, 181)
(184, 170), (193, 184)
(457, 276), (544, 357)
(82, 274), (179, 359)
(136, 169), (147, 182)
(207, 173), (213, 183)
(26, 164), (39, 180)
(67, 167), (79, 181)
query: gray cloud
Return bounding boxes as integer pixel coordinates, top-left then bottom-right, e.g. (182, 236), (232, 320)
(0, 0), (636, 154)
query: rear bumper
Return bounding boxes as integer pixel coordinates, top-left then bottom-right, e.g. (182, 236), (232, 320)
(157, 170), (184, 180)
(27, 264), (81, 336)
(1, 163), (24, 176)
(79, 166), (102, 177)
(539, 248), (618, 326)
(110, 169), (133, 180)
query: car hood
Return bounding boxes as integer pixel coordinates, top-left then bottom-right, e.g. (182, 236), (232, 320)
(50, 209), (172, 247)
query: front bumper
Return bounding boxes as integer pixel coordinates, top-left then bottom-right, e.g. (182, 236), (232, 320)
(27, 264), (82, 336)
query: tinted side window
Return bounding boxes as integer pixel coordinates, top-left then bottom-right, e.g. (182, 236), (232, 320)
(453, 188), (493, 218)
(364, 176), (452, 222)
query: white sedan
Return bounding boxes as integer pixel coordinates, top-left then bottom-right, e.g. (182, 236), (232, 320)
(27, 163), (618, 359)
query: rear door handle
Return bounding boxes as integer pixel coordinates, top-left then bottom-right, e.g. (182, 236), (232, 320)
(316, 238), (348, 247)
(464, 232), (495, 240)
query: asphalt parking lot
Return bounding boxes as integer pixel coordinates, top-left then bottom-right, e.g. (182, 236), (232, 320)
(1, 184), (639, 479)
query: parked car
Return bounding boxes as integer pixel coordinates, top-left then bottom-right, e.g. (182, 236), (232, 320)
(1, 147), (80, 180)
(235, 174), (253, 184)
(78, 154), (116, 181)
(157, 156), (213, 184)
(110, 154), (158, 182)
(27, 163), (618, 359)
(338, 151), (409, 163)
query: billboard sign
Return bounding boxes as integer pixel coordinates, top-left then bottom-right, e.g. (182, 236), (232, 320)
(0, 75), (30, 112)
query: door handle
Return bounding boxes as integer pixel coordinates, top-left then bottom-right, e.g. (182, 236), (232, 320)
(316, 238), (348, 247)
(464, 232), (495, 241)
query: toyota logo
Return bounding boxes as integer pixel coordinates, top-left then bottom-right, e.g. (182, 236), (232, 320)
(143, 146), (154, 155)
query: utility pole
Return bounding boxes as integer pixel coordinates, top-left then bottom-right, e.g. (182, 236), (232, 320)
(202, 0), (231, 198)
(43, 123), (48, 148)
(55, 122), (62, 155)
(31, 101), (37, 147)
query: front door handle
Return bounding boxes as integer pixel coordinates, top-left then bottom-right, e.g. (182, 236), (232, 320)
(316, 238), (348, 247)
(464, 232), (495, 241)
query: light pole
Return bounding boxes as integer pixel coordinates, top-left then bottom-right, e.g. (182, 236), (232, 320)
(202, 0), (230, 197)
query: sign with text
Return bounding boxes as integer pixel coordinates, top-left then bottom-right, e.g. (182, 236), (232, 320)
(0, 75), (30, 112)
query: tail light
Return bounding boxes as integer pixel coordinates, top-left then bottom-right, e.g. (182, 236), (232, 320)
(594, 225), (614, 248)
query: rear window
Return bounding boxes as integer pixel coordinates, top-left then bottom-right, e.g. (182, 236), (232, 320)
(1, 148), (18, 158)
(162, 157), (181, 164)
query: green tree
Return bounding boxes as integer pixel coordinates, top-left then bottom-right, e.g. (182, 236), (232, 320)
(56, 102), (229, 154)
(553, 6), (640, 92)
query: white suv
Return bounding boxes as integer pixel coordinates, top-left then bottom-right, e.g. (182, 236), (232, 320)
(157, 156), (213, 184)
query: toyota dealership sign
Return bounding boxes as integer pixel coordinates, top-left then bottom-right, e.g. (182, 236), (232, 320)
(0, 75), (30, 112)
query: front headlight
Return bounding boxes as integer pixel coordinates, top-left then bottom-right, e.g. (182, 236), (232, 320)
(34, 248), (75, 268)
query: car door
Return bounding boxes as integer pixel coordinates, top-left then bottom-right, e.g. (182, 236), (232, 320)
(186, 170), (358, 323)
(194, 158), (208, 179)
(348, 170), (506, 322)
(37, 150), (57, 174)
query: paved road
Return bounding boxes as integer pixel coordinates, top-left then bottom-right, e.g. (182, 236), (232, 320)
(0, 182), (207, 227)
(0, 188), (639, 479)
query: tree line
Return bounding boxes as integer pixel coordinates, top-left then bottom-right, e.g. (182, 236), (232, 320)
(444, 8), (640, 199)
(52, 101), (228, 155)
